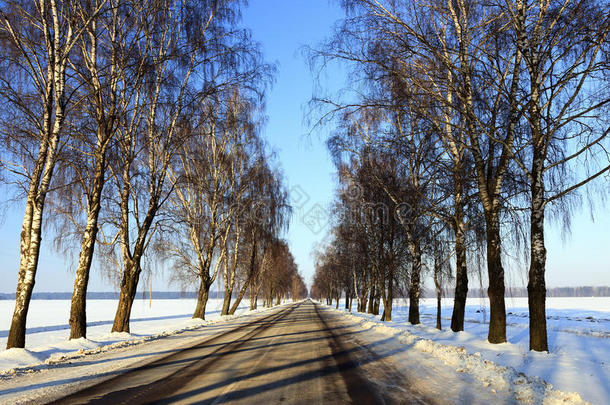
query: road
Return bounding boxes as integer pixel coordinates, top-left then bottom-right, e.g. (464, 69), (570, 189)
(48, 300), (432, 404)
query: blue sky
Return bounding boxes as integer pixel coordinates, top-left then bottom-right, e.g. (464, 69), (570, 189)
(239, 0), (342, 287)
(0, 0), (608, 293)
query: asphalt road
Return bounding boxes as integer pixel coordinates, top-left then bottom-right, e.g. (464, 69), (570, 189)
(49, 300), (431, 404)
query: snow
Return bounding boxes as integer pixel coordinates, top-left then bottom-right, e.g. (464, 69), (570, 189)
(0, 298), (249, 373)
(0, 301), (286, 404)
(0, 349), (46, 369)
(0, 297), (607, 404)
(328, 297), (610, 405)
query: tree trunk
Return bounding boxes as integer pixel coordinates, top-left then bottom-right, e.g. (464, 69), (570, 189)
(385, 246), (395, 321)
(222, 293), (231, 315)
(221, 231), (240, 315)
(359, 286), (368, 312)
(486, 215), (507, 343)
(436, 290), (442, 330)
(380, 275), (392, 321)
(7, 199), (46, 348)
(367, 282), (376, 314)
(249, 278), (260, 310)
(69, 153), (106, 339)
(229, 238), (257, 315)
(193, 278), (210, 319)
(7, 101), (62, 349)
(433, 257), (442, 330)
(528, 158), (548, 351)
(69, 222), (97, 339)
(382, 300), (392, 322)
(112, 259), (141, 333)
(408, 240), (421, 324)
(451, 222), (468, 332)
(221, 256), (232, 315)
(229, 283), (247, 315)
(111, 152), (160, 333)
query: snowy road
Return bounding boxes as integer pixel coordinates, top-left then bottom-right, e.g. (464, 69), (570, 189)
(43, 300), (430, 404)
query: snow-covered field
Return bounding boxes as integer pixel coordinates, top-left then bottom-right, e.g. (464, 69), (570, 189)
(0, 298), (249, 372)
(331, 297), (610, 405)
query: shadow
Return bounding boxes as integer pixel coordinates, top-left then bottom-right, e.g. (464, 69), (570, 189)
(33, 321), (361, 373)
(40, 302), (425, 404)
(0, 312), (226, 338)
(1, 305), (298, 397)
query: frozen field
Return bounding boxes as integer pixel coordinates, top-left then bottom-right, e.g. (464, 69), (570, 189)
(0, 298), (249, 372)
(332, 297), (610, 404)
(415, 296), (610, 341)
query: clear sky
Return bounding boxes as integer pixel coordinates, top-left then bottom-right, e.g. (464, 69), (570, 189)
(0, 0), (608, 293)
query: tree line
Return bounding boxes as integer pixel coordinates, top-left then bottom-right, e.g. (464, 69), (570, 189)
(309, 0), (609, 352)
(421, 286), (610, 298)
(0, 0), (306, 349)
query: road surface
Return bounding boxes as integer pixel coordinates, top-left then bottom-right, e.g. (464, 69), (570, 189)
(48, 300), (431, 404)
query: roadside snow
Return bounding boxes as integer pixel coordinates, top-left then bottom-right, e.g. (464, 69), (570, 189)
(328, 297), (610, 405)
(0, 299), (249, 374)
(0, 302), (288, 404)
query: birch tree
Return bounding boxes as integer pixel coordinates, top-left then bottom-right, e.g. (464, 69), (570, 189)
(503, 0), (610, 351)
(227, 163), (290, 315)
(315, 0), (520, 343)
(164, 101), (234, 320)
(0, 0), (104, 349)
(108, 0), (246, 333)
(49, 0), (150, 340)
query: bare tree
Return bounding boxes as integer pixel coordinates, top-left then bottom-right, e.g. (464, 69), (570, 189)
(108, 0), (244, 333)
(259, 239), (299, 307)
(313, 0), (521, 343)
(163, 100), (233, 320)
(502, 0), (610, 351)
(0, 0), (104, 348)
(49, 0), (151, 340)
(227, 163), (290, 315)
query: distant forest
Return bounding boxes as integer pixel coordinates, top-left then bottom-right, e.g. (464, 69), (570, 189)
(0, 291), (223, 300)
(1, 287), (609, 300)
(434, 286), (610, 298)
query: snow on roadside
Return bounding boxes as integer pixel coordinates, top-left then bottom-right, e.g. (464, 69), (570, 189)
(326, 298), (610, 405)
(0, 299), (260, 376)
(0, 302), (293, 405)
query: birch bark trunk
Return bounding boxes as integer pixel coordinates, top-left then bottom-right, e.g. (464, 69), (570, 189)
(193, 278), (210, 320)
(7, 83), (64, 349)
(221, 229), (240, 315)
(229, 237), (257, 315)
(408, 238), (421, 325)
(69, 150), (106, 339)
(450, 216), (468, 332)
(486, 213), (507, 343)
(528, 159), (548, 351)
(112, 258), (142, 333)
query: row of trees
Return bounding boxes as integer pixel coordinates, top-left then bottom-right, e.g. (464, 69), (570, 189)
(310, 0), (609, 352)
(0, 0), (303, 349)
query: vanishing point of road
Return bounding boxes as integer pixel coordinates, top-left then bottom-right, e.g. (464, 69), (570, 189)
(49, 300), (432, 404)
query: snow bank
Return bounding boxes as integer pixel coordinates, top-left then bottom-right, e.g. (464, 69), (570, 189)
(327, 297), (610, 404)
(0, 299), (256, 376)
(0, 349), (47, 371)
